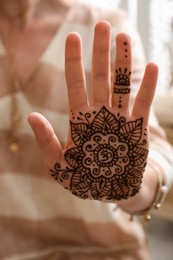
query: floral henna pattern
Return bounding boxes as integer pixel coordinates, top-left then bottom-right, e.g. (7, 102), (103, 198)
(51, 106), (148, 201)
(113, 40), (131, 96)
(114, 68), (131, 86)
(113, 67), (131, 96)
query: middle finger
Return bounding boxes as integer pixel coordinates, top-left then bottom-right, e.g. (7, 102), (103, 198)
(92, 21), (111, 106)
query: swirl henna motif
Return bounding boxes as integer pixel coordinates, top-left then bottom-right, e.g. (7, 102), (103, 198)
(82, 133), (129, 178)
(51, 106), (148, 201)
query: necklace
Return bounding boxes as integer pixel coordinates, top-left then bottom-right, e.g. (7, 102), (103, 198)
(0, 0), (63, 153)
(0, 4), (33, 154)
(0, 0), (43, 154)
(0, 1), (45, 154)
(0, 20), (23, 154)
(8, 30), (21, 154)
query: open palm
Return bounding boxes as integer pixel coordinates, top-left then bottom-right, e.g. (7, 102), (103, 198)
(28, 21), (158, 202)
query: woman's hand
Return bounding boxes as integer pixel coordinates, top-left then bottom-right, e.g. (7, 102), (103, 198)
(28, 21), (158, 202)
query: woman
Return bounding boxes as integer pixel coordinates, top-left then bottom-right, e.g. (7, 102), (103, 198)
(0, 0), (172, 259)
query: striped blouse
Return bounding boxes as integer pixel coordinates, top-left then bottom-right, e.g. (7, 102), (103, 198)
(0, 1), (172, 259)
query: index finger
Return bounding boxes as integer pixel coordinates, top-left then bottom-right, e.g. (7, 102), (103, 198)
(65, 32), (88, 110)
(132, 62), (158, 125)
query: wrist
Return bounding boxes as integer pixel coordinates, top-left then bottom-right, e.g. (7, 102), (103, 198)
(117, 160), (159, 213)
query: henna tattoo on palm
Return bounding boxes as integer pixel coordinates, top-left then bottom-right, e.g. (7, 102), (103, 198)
(51, 106), (148, 201)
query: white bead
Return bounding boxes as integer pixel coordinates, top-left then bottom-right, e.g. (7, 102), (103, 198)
(161, 186), (168, 193)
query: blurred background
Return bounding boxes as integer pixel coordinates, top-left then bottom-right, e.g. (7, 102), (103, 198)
(84, 0), (173, 259)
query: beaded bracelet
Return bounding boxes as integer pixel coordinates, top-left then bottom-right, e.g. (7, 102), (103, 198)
(129, 161), (169, 222)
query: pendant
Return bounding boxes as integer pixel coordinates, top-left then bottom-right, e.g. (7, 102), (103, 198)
(9, 142), (19, 154)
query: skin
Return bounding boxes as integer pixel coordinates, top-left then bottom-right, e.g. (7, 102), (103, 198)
(0, 0), (159, 212)
(48, 24), (152, 201)
(28, 21), (159, 211)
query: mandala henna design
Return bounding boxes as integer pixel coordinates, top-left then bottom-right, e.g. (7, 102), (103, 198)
(51, 106), (148, 201)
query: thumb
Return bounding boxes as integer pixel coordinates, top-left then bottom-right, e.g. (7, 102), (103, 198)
(28, 112), (62, 170)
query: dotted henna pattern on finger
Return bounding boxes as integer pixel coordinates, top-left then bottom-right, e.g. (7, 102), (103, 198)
(124, 41), (128, 58)
(118, 96), (122, 108)
(51, 106), (148, 201)
(113, 39), (131, 95)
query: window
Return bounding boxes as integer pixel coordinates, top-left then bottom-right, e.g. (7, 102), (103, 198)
(150, 0), (173, 94)
(84, 0), (173, 95)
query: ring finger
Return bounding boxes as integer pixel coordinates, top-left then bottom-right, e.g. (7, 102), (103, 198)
(112, 33), (132, 113)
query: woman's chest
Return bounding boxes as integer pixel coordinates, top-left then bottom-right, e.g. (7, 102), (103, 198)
(0, 57), (69, 113)
(0, 17), (63, 86)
